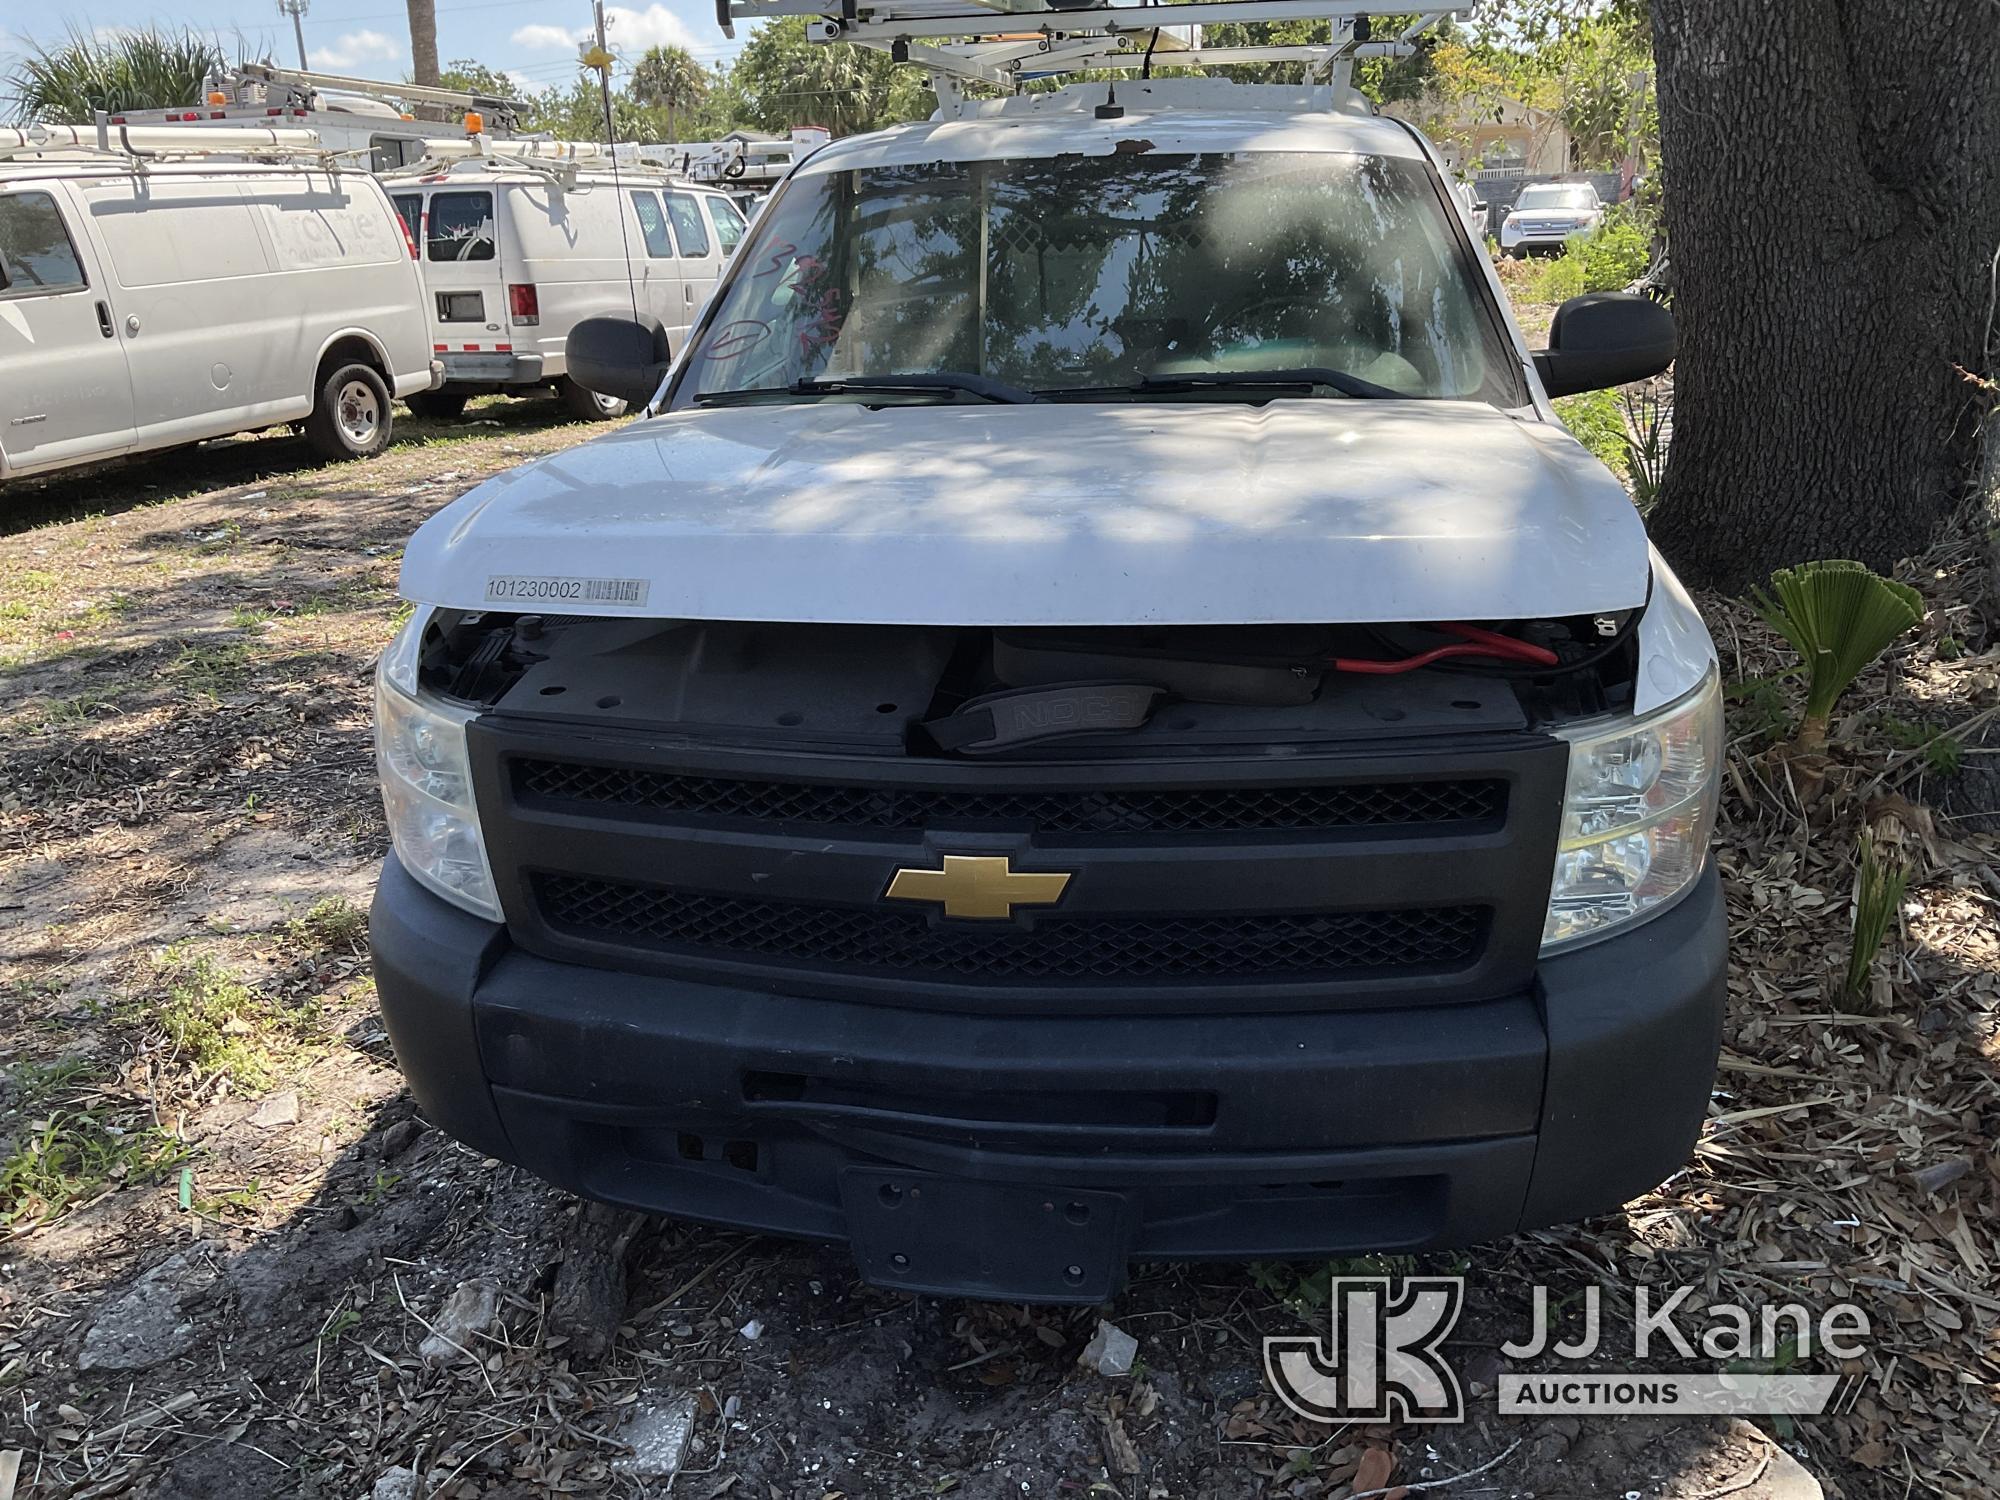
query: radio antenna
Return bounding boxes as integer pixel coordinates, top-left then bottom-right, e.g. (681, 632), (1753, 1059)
(585, 0), (643, 326)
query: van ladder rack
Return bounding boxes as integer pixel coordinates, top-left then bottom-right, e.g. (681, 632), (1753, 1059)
(670, 133), (826, 186)
(217, 61), (526, 132)
(0, 118), (336, 164)
(386, 133), (693, 189)
(716, 0), (1469, 97)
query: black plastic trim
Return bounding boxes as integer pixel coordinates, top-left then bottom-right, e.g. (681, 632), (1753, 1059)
(369, 854), (1726, 1291)
(369, 857), (512, 1161)
(466, 724), (1568, 1013)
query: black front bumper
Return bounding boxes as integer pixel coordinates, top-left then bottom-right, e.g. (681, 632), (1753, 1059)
(372, 856), (1725, 1300)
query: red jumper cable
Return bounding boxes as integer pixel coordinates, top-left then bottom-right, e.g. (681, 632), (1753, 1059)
(1332, 622), (1559, 675)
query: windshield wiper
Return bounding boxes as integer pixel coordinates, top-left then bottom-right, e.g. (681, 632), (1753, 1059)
(1138, 368), (1404, 399)
(693, 371), (1032, 406)
(807, 372), (1032, 403)
(1043, 367), (1405, 401)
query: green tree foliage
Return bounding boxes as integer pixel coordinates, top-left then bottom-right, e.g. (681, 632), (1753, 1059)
(1424, 0), (1654, 172)
(1570, 207), (1651, 287)
(1190, 9), (1440, 98)
(442, 60), (662, 143)
(631, 44), (708, 141)
(1520, 207), (1653, 302)
(4, 27), (226, 123)
(437, 60), (522, 101)
(1554, 389), (1628, 478)
(730, 18), (931, 136)
(444, 18), (930, 146)
(684, 68), (750, 138)
(532, 75), (665, 142)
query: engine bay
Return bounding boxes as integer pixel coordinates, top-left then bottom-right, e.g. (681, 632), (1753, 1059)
(411, 611), (1642, 757)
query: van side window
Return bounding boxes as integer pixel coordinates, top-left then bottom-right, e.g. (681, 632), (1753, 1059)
(664, 192), (710, 258)
(629, 192), (674, 258)
(0, 191), (87, 296)
(370, 135), (418, 173)
(705, 195), (746, 256)
(427, 191), (495, 262)
(391, 193), (424, 250)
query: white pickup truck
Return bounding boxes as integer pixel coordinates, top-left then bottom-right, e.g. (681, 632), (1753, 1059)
(370, 68), (1722, 1303)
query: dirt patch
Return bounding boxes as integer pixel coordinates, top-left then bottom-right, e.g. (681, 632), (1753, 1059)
(1, 376), (1995, 1499)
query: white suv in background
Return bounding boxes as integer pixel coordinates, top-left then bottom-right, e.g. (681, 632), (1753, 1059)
(1499, 181), (1605, 256)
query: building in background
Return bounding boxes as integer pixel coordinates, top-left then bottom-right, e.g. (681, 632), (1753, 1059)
(1381, 93), (1571, 183)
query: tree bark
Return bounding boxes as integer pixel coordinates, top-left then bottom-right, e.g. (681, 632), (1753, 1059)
(1646, 1), (2000, 591)
(405, 0), (441, 87)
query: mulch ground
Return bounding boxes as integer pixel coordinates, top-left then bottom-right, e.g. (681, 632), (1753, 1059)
(0, 376), (1994, 1500)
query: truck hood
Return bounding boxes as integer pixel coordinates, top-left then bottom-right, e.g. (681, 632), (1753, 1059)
(399, 400), (1651, 625)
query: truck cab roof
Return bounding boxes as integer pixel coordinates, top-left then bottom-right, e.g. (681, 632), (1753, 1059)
(800, 79), (1425, 173)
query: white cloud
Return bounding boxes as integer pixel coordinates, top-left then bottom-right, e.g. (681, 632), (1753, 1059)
(511, 5), (698, 55)
(309, 29), (402, 70)
(603, 5), (701, 50)
(510, 23), (579, 52)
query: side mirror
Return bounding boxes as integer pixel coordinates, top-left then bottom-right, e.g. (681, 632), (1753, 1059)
(566, 315), (671, 408)
(1533, 292), (1675, 399)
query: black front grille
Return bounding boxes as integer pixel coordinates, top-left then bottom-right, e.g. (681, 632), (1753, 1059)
(536, 874), (1485, 984)
(516, 760), (1504, 838)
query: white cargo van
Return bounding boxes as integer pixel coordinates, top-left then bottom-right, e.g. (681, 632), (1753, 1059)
(0, 125), (438, 483)
(370, 1), (1725, 1306)
(383, 157), (749, 420)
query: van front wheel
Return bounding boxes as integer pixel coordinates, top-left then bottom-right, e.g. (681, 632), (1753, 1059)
(307, 364), (393, 460)
(558, 377), (629, 421)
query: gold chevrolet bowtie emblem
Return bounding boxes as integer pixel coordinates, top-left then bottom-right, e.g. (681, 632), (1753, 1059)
(884, 855), (1072, 921)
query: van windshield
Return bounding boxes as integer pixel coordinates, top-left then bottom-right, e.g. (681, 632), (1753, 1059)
(674, 151), (1522, 408)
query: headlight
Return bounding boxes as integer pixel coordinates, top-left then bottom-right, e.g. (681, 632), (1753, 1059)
(1542, 670), (1721, 952)
(375, 610), (501, 921)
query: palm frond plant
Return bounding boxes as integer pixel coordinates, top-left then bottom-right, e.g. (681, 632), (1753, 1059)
(630, 44), (707, 143)
(1621, 388), (1669, 511)
(1754, 560), (1924, 755)
(1843, 833), (1907, 1004)
(5, 27), (226, 124)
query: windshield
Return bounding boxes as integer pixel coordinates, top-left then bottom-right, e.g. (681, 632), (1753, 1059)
(672, 151), (1523, 408)
(1514, 185), (1597, 213)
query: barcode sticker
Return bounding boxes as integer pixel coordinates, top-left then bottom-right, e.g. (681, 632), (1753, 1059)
(483, 575), (651, 607)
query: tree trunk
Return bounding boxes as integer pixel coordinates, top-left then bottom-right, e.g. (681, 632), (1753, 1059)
(1646, 1), (2000, 592)
(405, 0), (441, 87)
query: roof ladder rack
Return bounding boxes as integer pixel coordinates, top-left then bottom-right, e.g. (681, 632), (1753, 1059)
(211, 61), (528, 132)
(715, 0), (1471, 101)
(0, 117), (333, 163)
(385, 132), (699, 188)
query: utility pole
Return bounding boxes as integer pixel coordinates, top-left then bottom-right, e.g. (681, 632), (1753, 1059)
(276, 0), (310, 69)
(581, 0), (618, 144)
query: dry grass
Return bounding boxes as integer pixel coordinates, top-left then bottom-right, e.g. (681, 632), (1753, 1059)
(0, 349), (1994, 1499)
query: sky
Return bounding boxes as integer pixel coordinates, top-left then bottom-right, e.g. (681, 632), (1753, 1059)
(0, 0), (747, 105)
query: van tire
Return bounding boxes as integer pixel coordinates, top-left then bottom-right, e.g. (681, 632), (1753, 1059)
(307, 363), (394, 460)
(559, 377), (629, 421)
(407, 391), (470, 421)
